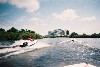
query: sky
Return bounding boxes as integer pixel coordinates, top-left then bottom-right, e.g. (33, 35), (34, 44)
(0, 0), (100, 35)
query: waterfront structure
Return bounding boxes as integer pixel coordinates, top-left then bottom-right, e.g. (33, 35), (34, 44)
(48, 29), (69, 37)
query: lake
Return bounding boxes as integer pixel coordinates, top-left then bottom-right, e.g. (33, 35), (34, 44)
(0, 38), (100, 67)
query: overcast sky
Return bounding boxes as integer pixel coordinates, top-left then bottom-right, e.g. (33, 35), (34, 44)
(0, 0), (100, 35)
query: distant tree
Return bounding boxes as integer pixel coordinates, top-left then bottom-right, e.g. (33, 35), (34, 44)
(66, 30), (69, 35)
(25, 29), (28, 32)
(31, 31), (35, 33)
(83, 33), (86, 35)
(20, 29), (25, 32)
(91, 33), (100, 38)
(7, 27), (18, 32)
(0, 27), (43, 40)
(82, 33), (87, 37)
(0, 28), (5, 32)
(28, 30), (31, 32)
(70, 32), (78, 38)
(80, 33), (90, 38)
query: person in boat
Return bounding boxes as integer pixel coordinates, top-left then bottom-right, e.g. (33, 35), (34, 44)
(71, 38), (77, 42)
(71, 39), (74, 42)
(28, 36), (33, 42)
(27, 36), (35, 46)
(20, 36), (33, 47)
(20, 42), (28, 47)
(20, 36), (36, 47)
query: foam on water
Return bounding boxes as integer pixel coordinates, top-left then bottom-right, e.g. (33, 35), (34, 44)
(59, 38), (93, 48)
(0, 47), (21, 53)
(64, 63), (96, 67)
(10, 40), (37, 47)
(5, 43), (50, 57)
(0, 40), (50, 58)
(59, 38), (83, 44)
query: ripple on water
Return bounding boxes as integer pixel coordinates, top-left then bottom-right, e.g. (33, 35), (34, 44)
(0, 38), (100, 67)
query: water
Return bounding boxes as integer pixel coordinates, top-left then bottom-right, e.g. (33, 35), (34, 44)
(0, 38), (100, 67)
(0, 40), (14, 47)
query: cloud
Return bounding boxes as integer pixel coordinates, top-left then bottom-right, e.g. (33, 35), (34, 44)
(53, 9), (79, 21)
(0, 17), (43, 35)
(53, 9), (96, 22)
(0, 0), (39, 12)
(11, 17), (49, 35)
(80, 16), (96, 21)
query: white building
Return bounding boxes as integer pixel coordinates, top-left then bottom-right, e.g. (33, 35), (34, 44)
(48, 29), (65, 37)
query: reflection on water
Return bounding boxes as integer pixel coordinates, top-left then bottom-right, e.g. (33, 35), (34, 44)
(0, 38), (100, 67)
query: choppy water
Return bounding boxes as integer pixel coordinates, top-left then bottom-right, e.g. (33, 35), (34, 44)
(0, 38), (100, 67)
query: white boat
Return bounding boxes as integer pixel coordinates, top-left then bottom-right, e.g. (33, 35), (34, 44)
(0, 40), (37, 54)
(0, 40), (50, 58)
(11, 40), (37, 48)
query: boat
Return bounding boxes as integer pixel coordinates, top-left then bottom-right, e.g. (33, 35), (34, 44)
(0, 40), (37, 49)
(0, 40), (51, 58)
(11, 40), (37, 48)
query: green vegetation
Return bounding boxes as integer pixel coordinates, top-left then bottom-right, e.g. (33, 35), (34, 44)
(0, 27), (43, 40)
(45, 31), (100, 38)
(69, 32), (100, 38)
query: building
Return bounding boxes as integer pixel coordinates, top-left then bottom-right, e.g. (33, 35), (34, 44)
(48, 29), (69, 37)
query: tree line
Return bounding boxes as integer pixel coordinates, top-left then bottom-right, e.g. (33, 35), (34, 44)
(45, 31), (100, 38)
(0, 27), (43, 40)
(69, 32), (100, 38)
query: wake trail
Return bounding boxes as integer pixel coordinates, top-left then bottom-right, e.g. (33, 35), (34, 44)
(0, 40), (50, 58)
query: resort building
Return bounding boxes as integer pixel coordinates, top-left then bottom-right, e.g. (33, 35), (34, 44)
(48, 29), (69, 37)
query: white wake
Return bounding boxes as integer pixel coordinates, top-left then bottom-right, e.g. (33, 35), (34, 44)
(64, 63), (96, 67)
(0, 40), (50, 58)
